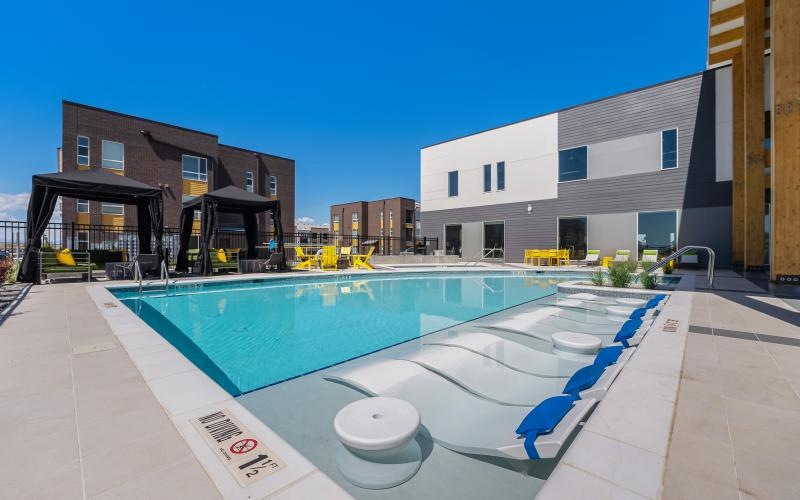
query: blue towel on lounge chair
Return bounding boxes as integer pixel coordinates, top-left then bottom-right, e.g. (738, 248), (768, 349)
(593, 345), (624, 367)
(562, 363), (606, 397)
(516, 394), (578, 459)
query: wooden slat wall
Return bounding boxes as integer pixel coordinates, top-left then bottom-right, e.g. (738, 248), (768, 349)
(771, 0), (800, 279)
(743, 0), (767, 268)
(732, 53), (746, 264)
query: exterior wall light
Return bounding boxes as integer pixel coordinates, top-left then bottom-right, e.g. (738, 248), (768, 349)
(527, 203), (532, 215)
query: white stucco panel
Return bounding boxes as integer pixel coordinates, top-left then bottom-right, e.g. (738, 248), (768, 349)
(420, 113), (558, 212)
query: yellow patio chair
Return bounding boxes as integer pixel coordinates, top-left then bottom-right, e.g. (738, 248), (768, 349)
(527, 249), (544, 266)
(352, 246), (375, 270)
(558, 248), (570, 266)
(320, 245), (339, 270)
(524, 249), (533, 264)
(292, 246), (317, 270)
(547, 249), (559, 266)
(339, 246), (352, 264)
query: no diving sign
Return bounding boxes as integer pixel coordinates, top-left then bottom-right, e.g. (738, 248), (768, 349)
(191, 409), (286, 486)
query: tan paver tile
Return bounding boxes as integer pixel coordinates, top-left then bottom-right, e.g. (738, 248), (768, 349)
(734, 448), (800, 500)
(89, 456), (221, 500)
(0, 458), (83, 500)
(719, 368), (800, 412)
(661, 467), (740, 500)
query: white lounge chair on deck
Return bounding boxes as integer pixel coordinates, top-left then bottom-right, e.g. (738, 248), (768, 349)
(425, 332), (588, 377)
(325, 359), (597, 460)
(402, 345), (633, 406)
(579, 250), (601, 266)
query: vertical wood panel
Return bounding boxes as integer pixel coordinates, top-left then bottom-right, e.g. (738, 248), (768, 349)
(771, 0), (800, 280)
(732, 53), (746, 264)
(743, 0), (766, 268)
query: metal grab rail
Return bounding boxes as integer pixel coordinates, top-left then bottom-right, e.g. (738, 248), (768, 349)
(464, 246), (505, 266)
(644, 245), (716, 287)
(134, 260), (143, 294)
(160, 259), (171, 290)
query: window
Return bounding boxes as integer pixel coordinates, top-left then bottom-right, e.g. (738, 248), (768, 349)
(448, 171), (459, 197)
(483, 164), (491, 192)
(497, 161), (505, 191)
(77, 231), (89, 251)
(245, 171), (254, 192)
(101, 140), (124, 170)
(182, 155), (208, 181)
(77, 136), (90, 166)
(389, 210), (393, 225)
(445, 224), (462, 257)
(661, 129), (678, 169)
(101, 203), (124, 215)
(352, 212), (359, 222)
(333, 214), (340, 224)
(558, 216), (587, 260)
(76, 199), (89, 213)
(637, 210), (677, 258)
(483, 222), (504, 258)
(559, 146), (587, 182)
(269, 175), (277, 196)
(379, 210), (384, 228)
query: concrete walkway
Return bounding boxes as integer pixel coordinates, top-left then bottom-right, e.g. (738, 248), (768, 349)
(0, 283), (221, 499)
(662, 270), (800, 500)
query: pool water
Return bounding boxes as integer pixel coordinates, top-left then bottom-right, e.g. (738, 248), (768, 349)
(113, 271), (587, 395)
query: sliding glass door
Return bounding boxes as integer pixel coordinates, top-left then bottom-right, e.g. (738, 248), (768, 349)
(637, 210), (677, 258)
(558, 216), (587, 260)
(444, 224), (462, 257)
(483, 222), (505, 258)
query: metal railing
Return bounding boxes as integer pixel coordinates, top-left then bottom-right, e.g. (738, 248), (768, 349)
(464, 247), (506, 266)
(644, 245), (716, 287)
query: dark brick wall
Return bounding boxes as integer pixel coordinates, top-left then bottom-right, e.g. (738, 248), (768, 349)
(217, 145), (295, 233)
(60, 101), (295, 234)
(331, 198), (416, 244)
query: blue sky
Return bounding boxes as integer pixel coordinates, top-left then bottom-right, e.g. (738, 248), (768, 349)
(0, 1), (708, 224)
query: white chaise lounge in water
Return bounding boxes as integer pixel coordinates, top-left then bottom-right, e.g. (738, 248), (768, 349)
(401, 345), (633, 406)
(425, 332), (588, 377)
(479, 308), (621, 340)
(325, 359), (597, 460)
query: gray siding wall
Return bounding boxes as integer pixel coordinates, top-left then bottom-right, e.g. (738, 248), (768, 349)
(587, 132), (662, 179)
(421, 70), (734, 266)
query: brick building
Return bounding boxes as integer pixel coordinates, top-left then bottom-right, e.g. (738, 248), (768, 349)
(58, 101), (294, 247)
(330, 197), (418, 253)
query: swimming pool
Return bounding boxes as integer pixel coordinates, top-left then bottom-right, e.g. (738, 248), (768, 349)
(113, 271), (588, 395)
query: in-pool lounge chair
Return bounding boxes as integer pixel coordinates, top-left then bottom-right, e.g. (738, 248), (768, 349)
(326, 359), (597, 460)
(425, 332), (588, 378)
(401, 344), (633, 406)
(614, 249), (631, 262)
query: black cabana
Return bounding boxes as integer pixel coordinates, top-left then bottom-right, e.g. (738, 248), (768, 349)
(18, 168), (164, 283)
(175, 185), (284, 275)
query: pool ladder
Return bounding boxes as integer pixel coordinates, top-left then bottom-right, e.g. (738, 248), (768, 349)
(643, 245), (716, 287)
(133, 259), (172, 294)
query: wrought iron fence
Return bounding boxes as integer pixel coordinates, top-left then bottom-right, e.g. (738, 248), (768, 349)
(0, 221), (438, 264)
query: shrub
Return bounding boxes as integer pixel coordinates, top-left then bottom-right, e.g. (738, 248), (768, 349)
(663, 259), (675, 274)
(640, 260), (658, 272)
(639, 270), (657, 289)
(0, 257), (14, 283)
(608, 262), (633, 288)
(590, 267), (605, 286)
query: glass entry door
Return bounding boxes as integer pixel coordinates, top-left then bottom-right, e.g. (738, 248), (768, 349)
(445, 224), (462, 257)
(558, 216), (587, 260)
(483, 222), (505, 258)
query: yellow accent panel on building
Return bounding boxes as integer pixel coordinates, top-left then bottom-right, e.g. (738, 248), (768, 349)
(76, 213), (90, 225)
(352, 221), (359, 231)
(101, 215), (125, 227)
(333, 222), (340, 231)
(192, 220), (201, 232)
(183, 179), (208, 197)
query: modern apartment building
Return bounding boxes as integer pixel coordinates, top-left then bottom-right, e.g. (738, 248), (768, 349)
(420, 66), (743, 266)
(330, 197), (418, 252)
(58, 101), (295, 244)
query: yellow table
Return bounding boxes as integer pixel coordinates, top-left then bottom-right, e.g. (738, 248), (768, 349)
(602, 256), (614, 268)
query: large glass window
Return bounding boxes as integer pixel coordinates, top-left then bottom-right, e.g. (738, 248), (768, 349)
(483, 221), (504, 258)
(101, 203), (124, 215)
(448, 171), (458, 197)
(558, 216), (587, 260)
(101, 140), (124, 170)
(269, 175), (277, 196)
(661, 129), (678, 169)
(497, 161), (505, 191)
(483, 164), (491, 192)
(445, 224), (462, 257)
(245, 171), (254, 192)
(76, 199), (89, 213)
(637, 210), (677, 258)
(558, 146), (587, 182)
(77, 136), (90, 166)
(182, 155), (208, 181)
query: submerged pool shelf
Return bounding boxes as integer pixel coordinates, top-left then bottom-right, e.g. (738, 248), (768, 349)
(113, 271), (592, 395)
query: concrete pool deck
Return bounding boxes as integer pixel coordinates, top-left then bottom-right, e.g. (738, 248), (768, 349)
(1, 267), (798, 499)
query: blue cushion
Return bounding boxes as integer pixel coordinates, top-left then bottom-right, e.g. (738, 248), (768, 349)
(613, 319), (642, 344)
(593, 345), (624, 367)
(516, 394), (577, 459)
(562, 363), (606, 397)
(646, 298), (660, 309)
(629, 308), (647, 319)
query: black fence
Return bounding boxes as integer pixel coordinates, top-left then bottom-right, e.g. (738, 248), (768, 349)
(0, 221), (439, 264)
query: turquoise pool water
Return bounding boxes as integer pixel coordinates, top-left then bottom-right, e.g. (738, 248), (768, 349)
(113, 271), (587, 395)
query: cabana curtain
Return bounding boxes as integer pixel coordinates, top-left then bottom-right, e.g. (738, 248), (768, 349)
(18, 169), (164, 283)
(174, 185), (284, 275)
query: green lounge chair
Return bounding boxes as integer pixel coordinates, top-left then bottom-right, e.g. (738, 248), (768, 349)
(641, 249), (659, 263)
(37, 248), (97, 283)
